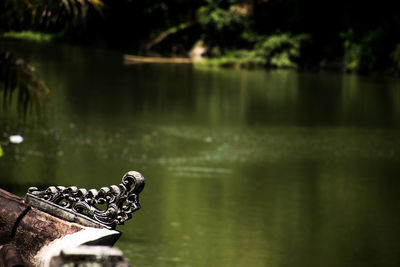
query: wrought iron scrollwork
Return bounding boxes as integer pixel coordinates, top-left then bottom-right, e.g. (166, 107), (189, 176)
(25, 171), (145, 229)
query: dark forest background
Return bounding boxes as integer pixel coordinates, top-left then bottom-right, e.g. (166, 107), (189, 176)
(2, 0), (400, 73)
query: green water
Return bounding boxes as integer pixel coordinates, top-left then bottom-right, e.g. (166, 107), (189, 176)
(1, 40), (400, 267)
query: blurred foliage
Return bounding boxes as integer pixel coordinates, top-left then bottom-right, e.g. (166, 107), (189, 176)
(1, 0), (400, 73)
(341, 29), (362, 71)
(197, 0), (250, 31)
(197, 49), (265, 69)
(0, 51), (49, 117)
(254, 33), (310, 68)
(0, 0), (30, 32)
(341, 27), (399, 73)
(29, 0), (104, 35)
(196, 0), (252, 50)
(0, 0), (104, 38)
(145, 22), (193, 51)
(197, 33), (310, 69)
(3, 31), (55, 41)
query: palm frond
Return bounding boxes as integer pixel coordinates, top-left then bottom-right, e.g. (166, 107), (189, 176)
(29, 0), (104, 30)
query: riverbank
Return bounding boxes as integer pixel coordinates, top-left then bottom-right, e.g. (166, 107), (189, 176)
(2, 31), (400, 77)
(1, 31), (56, 42)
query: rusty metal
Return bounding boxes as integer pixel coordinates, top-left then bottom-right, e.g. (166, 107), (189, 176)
(25, 171), (145, 229)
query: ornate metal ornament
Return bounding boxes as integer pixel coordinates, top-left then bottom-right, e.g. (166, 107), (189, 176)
(25, 171), (145, 229)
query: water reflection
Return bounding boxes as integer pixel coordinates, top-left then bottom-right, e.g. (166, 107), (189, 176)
(1, 40), (400, 267)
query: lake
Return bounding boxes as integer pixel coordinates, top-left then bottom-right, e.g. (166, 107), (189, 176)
(1, 39), (400, 267)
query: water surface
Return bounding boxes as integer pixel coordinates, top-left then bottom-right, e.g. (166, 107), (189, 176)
(1, 40), (400, 267)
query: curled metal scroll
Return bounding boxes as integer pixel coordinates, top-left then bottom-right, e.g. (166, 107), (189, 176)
(25, 171), (145, 229)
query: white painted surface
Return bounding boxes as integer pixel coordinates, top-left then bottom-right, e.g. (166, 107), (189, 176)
(62, 245), (123, 257)
(35, 228), (120, 267)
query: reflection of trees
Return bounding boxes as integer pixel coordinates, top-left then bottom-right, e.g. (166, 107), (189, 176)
(296, 73), (343, 126)
(341, 75), (400, 127)
(0, 51), (49, 116)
